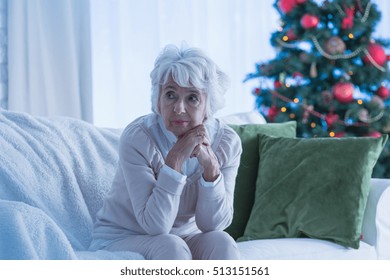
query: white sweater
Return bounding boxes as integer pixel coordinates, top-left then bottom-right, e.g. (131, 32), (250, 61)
(91, 113), (242, 246)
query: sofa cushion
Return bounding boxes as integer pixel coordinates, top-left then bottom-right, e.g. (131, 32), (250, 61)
(238, 134), (388, 249)
(224, 121), (297, 240)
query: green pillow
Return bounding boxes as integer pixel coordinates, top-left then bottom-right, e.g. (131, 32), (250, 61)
(238, 134), (388, 249)
(225, 121), (297, 240)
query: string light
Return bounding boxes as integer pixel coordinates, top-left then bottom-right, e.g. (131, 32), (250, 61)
(268, 89), (372, 127)
(310, 122), (316, 128)
(357, 99), (363, 105)
(348, 33), (354, 39)
(329, 131), (335, 137)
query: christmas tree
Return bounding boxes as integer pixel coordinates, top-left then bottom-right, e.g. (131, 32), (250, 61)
(245, 0), (390, 178)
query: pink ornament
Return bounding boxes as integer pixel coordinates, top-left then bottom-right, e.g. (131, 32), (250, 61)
(300, 14), (319, 29)
(367, 131), (382, 138)
(376, 86), (389, 99)
(333, 82), (354, 103)
(363, 43), (387, 66)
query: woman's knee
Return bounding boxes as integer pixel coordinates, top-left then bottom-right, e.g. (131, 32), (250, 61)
(208, 231), (238, 248)
(189, 231), (240, 260)
(152, 234), (192, 260)
(210, 231), (240, 259)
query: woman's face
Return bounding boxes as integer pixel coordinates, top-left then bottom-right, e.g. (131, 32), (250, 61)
(158, 78), (207, 137)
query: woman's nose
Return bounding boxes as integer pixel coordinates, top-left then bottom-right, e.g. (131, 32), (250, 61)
(173, 100), (186, 114)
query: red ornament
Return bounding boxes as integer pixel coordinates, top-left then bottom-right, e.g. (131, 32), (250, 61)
(325, 113), (339, 127)
(376, 86), (390, 99)
(334, 132), (346, 138)
(274, 80), (283, 88)
(333, 82), (354, 103)
(286, 29), (298, 41)
(292, 71), (303, 78)
(341, 6), (355, 29)
(278, 0), (297, 14)
(363, 43), (387, 66)
(267, 106), (279, 122)
(253, 87), (261, 96)
(300, 14), (319, 29)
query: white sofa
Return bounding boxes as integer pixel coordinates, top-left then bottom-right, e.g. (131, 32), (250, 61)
(0, 109), (389, 259)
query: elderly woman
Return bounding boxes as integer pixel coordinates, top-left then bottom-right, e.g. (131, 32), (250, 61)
(89, 44), (242, 260)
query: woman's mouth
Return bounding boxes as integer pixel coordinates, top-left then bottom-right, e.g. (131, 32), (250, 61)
(171, 120), (190, 126)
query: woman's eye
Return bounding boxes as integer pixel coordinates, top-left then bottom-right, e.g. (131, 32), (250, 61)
(188, 94), (200, 103)
(166, 92), (175, 99)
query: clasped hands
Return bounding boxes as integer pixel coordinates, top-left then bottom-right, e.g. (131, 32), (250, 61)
(165, 124), (220, 182)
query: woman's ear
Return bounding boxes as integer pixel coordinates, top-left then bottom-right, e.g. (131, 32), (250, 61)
(203, 113), (208, 123)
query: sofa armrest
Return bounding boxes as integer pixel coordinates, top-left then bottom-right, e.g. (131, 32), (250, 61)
(361, 178), (390, 259)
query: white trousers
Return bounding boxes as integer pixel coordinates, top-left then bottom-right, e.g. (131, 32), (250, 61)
(104, 230), (240, 260)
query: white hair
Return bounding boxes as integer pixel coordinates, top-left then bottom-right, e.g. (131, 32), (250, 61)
(150, 44), (229, 118)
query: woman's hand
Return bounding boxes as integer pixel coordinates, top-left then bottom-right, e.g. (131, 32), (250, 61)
(191, 132), (220, 182)
(165, 125), (220, 182)
(165, 125), (206, 172)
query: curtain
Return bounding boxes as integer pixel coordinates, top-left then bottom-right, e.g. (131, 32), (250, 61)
(7, 0), (93, 122)
(0, 0), (7, 109)
(90, 0), (279, 128)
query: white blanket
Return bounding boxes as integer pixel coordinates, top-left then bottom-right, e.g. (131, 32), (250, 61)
(0, 109), (143, 259)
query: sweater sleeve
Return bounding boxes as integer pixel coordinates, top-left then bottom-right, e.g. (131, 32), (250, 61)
(195, 125), (242, 232)
(118, 124), (186, 235)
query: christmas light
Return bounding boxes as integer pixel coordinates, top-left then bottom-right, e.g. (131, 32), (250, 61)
(329, 132), (335, 137)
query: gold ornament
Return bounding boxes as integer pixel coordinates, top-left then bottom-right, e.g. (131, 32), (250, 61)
(324, 36), (346, 55)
